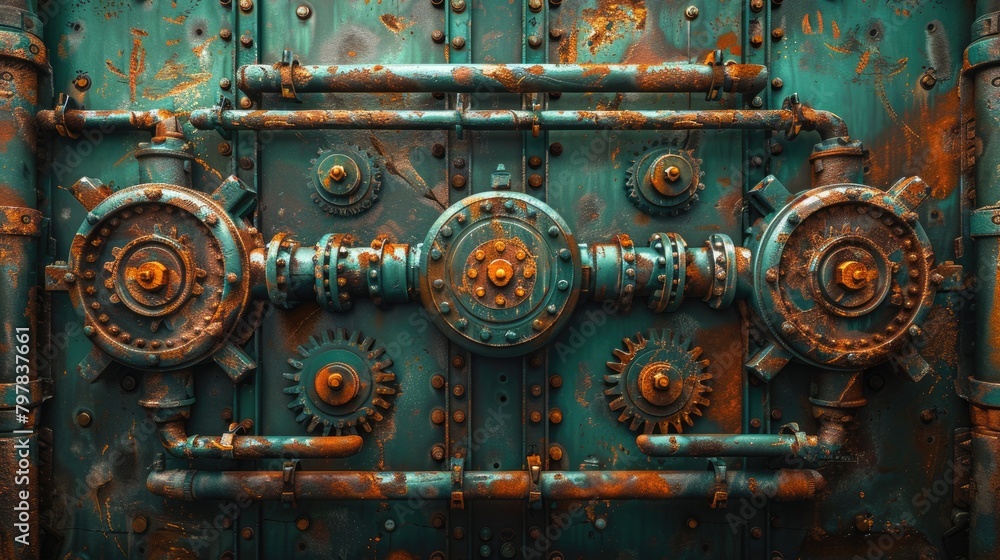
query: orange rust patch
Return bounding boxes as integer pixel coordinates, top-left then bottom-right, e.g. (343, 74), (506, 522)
(128, 29), (148, 104)
(163, 15), (186, 25)
(379, 13), (412, 33)
(832, 20), (841, 39)
(867, 87), (961, 199)
(802, 14), (813, 35)
(856, 50), (871, 75)
(558, 27), (579, 63)
(0, 121), (15, 153)
(581, 0), (646, 55)
(815, 11), (824, 34)
(716, 31), (742, 57)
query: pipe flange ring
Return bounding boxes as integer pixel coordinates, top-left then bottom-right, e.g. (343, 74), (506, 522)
(315, 233), (354, 311)
(366, 235), (389, 307)
(615, 234), (637, 310)
(648, 232), (687, 313)
(703, 233), (737, 310)
(265, 232), (301, 309)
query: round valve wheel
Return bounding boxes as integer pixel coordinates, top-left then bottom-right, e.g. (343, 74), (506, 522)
(419, 192), (582, 357)
(746, 176), (938, 380)
(67, 184), (256, 370)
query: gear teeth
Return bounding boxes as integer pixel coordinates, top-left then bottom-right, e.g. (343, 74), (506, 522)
(285, 330), (397, 436)
(605, 329), (712, 434)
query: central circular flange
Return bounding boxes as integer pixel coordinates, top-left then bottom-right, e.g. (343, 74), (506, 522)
(114, 234), (193, 317)
(317, 153), (361, 196)
(637, 362), (683, 407)
(313, 362), (361, 406)
(648, 154), (694, 198)
(420, 192), (581, 357)
(811, 237), (891, 317)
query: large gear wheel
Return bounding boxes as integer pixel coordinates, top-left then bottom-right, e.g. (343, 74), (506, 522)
(283, 329), (397, 435)
(309, 146), (382, 216)
(625, 147), (704, 216)
(604, 330), (712, 434)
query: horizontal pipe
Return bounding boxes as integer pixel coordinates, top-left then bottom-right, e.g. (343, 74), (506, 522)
(636, 433), (835, 460)
(147, 468), (825, 502)
(236, 62), (768, 95)
(157, 420), (364, 460)
(191, 108), (802, 133)
(36, 109), (173, 134)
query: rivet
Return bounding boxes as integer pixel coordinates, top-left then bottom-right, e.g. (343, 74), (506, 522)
(240, 34), (253, 48)
(528, 35), (542, 49)
(431, 30), (445, 43)
(239, 0), (253, 12)
(76, 411), (92, 427)
(219, 29), (232, 41)
(131, 516), (148, 534)
(528, 174), (543, 188)
(295, 5), (311, 19)
(684, 6), (699, 19)
(451, 0), (466, 12)
(451, 36), (466, 50)
(239, 97), (253, 109)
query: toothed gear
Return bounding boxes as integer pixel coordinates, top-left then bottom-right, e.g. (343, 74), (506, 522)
(309, 146), (382, 215)
(284, 329), (397, 435)
(605, 330), (711, 433)
(625, 147), (704, 216)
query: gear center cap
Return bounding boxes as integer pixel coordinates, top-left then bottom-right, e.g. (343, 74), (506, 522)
(314, 362), (361, 406)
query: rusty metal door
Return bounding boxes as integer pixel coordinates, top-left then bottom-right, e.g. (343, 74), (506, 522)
(0, 0), (992, 558)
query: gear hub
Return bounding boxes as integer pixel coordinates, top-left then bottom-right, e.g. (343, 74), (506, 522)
(284, 329), (397, 435)
(309, 146), (381, 215)
(605, 330), (712, 433)
(625, 148), (704, 216)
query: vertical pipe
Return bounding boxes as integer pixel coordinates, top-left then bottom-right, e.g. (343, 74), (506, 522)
(0, 1), (46, 559)
(966, 7), (1000, 557)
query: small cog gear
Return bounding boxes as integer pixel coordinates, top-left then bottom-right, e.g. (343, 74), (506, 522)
(309, 146), (382, 216)
(284, 329), (397, 435)
(605, 330), (711, 433)
(625, 147), (704, 216)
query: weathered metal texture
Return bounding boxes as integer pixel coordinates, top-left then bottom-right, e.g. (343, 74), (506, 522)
(12, 1), (978, 559)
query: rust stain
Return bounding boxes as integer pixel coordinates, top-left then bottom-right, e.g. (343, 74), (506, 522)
(558, 28), (579, 63)
(192, 35), (218, 58)
(581, 0), (646, 55)
(163, 15), (187, 25)
(127, 28), (148, 104)
(143, 73), (212, 101)
(379, 13), (412, 33)
(802, 14), (813, 35)
(867, 87), (961, 198)
(856, 50), (871, 74)
(815, 11), (824, 34)
(716, 31), (742, 57)
(832, 20), (841, 39)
